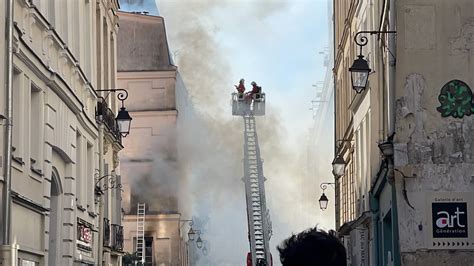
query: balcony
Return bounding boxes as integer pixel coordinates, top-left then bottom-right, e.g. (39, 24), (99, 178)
(111, 224), (124, 251)
(96, 100), (122, 144)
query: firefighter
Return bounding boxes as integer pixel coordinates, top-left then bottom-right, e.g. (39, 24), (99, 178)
(235, 78), (246, 94)
(245, 81), (262, 102)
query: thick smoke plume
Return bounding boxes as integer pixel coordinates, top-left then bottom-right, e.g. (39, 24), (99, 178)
(122, 0), (334, 264)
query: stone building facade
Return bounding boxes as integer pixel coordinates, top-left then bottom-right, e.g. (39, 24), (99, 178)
(394, 1), (474, 265)
(0, 0), (124, 265)
(117, 11), (186, 266)
(334, 0), (474, 265)
(333, 0), (389, 264)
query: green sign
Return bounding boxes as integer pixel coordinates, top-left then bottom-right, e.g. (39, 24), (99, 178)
(437, 80), (474, 118)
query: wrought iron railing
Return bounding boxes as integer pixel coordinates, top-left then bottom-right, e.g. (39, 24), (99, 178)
(111, 224), (124, 251)
(103, 218), (111, 247)
(96, 100), (122, 144)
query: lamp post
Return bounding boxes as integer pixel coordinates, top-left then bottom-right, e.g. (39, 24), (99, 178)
(188, 227), (196, 241)
(349, 31), (397, 93)
(196, 234), (203, 249)
(331, 154), (346, 178)
(318, 182), (335, 211)
(96, 89), (132, 137)
(332, 139), (352, 177)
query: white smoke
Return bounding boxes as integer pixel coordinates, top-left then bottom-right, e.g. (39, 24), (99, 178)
(120, 0), (335, 264)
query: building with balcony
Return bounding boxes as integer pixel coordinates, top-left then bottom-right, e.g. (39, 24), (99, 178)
(334, 0), (474, 265)
(0, 0), (124, 265)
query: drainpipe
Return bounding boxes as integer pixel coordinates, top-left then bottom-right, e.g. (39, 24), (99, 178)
(388, 2), (396, 134)
(388, 0), (401, 265)
(332, 0), (338, 231)
(2, 0), (14, 246)
(98, 123), (104, 265)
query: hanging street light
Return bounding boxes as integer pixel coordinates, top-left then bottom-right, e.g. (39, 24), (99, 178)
(96, 89), (133, 137)
(196, 235), (203, 249)
(318, 192), (329, 210)
(187, 227), (196, 241)
(318, 182), (335, 211)
(332, 154), (346, 177)
(349, 54), (371, 93)
(116, 106), (132, 137)
(349, 31), (396, 93)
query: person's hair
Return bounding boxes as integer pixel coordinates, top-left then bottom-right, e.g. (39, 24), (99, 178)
(277, 227), (346, 266)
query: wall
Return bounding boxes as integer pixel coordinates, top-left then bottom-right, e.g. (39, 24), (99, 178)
(0, 0), (121, 264)
(395, 0), (474, 264)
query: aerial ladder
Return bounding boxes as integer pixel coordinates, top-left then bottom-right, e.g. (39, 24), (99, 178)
(232, 81), (272, 266)
(136, 203), (146, 265)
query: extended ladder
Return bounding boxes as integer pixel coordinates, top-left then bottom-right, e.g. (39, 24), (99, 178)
(136, 203), (146, 264)
(243, 114), (271, 265)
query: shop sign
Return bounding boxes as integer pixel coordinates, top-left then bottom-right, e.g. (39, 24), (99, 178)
(427, 192), (474, 249)
(77, 221), (93, 250)
(350, 227), (369, 266)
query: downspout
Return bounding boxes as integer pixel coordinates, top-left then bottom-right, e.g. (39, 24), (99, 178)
(2, 0), (14, 246)
(98, 124), (104, 265)
(332, 0), (338, 231)
(388, 2), (396, 133)
(388, 0), (401, 265)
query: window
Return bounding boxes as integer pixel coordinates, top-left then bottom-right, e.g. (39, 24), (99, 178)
(60, 0), (68, 42)
(12, 69), (23, 161)
(144, 237), (153, 265)
(103, 19), (109, 103)
(72, 0), (80, 58)
(84, 0), (92, 78)
(48, 0), (55, 25)
(95, 8), (101, 89)
(76, 132), (83, 206)
(19, 259), (38, 266)
(133, 236), (153, 265)
(86, 141), (94, 209)
(30, 83), (42, 170)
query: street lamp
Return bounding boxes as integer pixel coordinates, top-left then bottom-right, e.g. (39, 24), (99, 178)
(116, 106), (132, 137)
(331, 154), (346, 177)
(332, 139), (353, 177)
(349, 54), (371, 94)
(188, 227), (196, 241)
(196, 235), (203, 249)
(349, 31), (396, 93)
(318, 182), (335, 211)
(96, 89), (132, 137)
(318, 193), (329, 210)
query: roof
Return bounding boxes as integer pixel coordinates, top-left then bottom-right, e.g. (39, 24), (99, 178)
(117, 11), (176, 72)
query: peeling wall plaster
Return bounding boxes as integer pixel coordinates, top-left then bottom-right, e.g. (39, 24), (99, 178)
(450, 19), (474, 54)
(396, 74), (474, 166)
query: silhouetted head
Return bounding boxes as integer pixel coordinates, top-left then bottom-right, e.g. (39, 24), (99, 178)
(277, 227), (346, 266)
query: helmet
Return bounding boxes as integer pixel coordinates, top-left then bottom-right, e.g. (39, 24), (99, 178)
(240, 78), (245, 83)
(251, 81), (257, 86)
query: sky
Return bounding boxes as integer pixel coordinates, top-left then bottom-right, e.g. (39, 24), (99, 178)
(119, 0), (334, 265)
